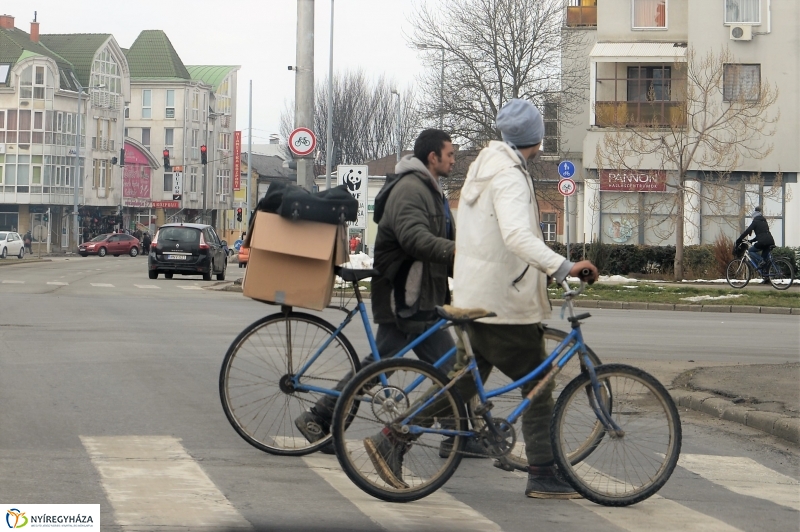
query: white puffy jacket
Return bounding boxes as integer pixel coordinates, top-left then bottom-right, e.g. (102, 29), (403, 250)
(453, 141), (567, 324)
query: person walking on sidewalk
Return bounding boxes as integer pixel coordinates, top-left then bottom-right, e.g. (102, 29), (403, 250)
(735, 206), (775, 283)
(363, 100), (598, 498)
(294, 129), (473, 454)
(23, 231), (32, 255)
(141, 232), (152, 255)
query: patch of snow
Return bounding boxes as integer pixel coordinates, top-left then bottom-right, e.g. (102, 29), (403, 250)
(679, 294), (746, 302)
(680, 278), (728, 283)
(623, 285), (638, 289)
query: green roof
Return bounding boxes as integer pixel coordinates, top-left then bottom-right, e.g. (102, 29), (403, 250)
(0, 27), (79, 90)
(185, 65), (239, 92)
(125, 30), (190, 80)
(39, 33), (112, 86)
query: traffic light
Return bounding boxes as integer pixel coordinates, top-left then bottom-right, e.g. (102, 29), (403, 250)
(200, 145), (207, 165)
(119, 148), (125, 167)
(43, 212), (49, 222)
(163, 149), (171, 171)
(236, 208), (243, 222)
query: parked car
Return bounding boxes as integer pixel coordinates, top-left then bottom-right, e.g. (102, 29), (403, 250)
(148, 223), (227, 281)
(238, 244), (249, 268)
(0, 231), (25, 259)
(79, 233), (141, 257)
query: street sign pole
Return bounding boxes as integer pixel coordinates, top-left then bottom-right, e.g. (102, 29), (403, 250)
(564, 195), (569, 260)
(558, 161), (576, 261)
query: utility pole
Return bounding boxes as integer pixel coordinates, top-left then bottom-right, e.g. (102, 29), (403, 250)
(324, 0), (334, 191)
(246, 80), (253, 224)
(295, 0), (315, 191)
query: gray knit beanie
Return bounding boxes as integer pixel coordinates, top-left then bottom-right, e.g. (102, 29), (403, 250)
(496, 99), (544, 147)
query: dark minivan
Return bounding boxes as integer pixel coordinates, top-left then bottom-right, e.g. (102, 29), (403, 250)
(148, 223), (227, 281)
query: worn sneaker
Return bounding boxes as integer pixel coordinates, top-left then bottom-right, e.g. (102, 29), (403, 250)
(364, 429), (409, 489)
(438, 436), (488, 458)
(525, 465), (582, 499)
(294, 411), (335, 455)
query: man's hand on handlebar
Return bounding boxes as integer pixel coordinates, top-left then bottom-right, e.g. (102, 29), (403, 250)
(569, 260), (599, 285)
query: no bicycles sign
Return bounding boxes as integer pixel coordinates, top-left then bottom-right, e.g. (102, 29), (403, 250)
(288, 127), (316, 157)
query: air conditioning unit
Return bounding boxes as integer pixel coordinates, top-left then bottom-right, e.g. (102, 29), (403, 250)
(730, 25), (752, 41)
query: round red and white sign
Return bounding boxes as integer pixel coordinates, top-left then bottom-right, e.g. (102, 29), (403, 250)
(558, 178), (576, 197)
(288, 127), (317, 157)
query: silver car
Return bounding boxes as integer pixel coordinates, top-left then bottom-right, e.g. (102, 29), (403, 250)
(0, 231), (25, 259)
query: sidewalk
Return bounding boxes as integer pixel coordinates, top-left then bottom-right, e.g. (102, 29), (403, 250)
(670, 362), (800, 445)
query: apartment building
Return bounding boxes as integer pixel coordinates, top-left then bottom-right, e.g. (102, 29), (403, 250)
(560, 0), (799, 247)
(0, 14), (129, 248)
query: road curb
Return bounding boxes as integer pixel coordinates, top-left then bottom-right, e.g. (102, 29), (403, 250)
(0, 259), (52, 267)
(670, 389), (800, 445)
(550, 299), (798, 315)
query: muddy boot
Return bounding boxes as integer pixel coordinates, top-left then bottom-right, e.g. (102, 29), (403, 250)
(525, 464), (581, 499)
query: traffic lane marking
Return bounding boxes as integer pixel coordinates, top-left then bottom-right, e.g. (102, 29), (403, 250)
(47, 281), (69, 285)
(303, 453), (503, 532)
(677, 454), (800, 512)
(90, 283), (115, 287)
(134, 284), (160, 289)
(81, 436), (252, 530)
(2, 280), (24, 284)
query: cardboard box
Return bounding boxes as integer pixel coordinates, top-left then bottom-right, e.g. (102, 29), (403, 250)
(242, 212), (348, 310)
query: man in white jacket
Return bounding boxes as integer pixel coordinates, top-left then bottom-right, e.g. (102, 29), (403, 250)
(454, 99), (597, 498)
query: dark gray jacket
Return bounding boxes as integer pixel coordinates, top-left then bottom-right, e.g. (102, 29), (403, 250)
(372, 155), (455, 333)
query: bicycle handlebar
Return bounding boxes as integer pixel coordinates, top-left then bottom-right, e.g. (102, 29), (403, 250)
(560, 268), (593, 299)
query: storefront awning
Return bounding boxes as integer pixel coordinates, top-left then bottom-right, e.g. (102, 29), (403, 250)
(589, 42), (687, 63)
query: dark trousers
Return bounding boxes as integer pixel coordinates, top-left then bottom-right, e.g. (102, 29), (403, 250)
(311, 322), (456, 424)
(418, 322), (554, 466)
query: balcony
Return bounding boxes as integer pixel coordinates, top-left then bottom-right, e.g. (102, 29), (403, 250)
(566, 1), (596, 27)
(595, 101), (685, 127)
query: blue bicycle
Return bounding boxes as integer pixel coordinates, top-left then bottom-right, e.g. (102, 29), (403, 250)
(726, 240), (794, 290)
(330, 277), (682, 506)
(219, 267), (601, 470)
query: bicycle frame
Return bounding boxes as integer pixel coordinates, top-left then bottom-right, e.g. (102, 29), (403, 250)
(289, 285), (458, 396)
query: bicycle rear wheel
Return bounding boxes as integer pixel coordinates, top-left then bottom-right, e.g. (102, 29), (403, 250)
(469, 326), (604, 471)
(768, 258), (794, 290)
(332, 358), (467, 503)
(551, 364), (681, 507)
(219, 312), (359, 455)
(725, 258), (750, 288)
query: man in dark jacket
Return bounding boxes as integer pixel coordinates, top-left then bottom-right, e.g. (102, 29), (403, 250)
(295, 129), (464, 453)
(736, 206), (775, 278)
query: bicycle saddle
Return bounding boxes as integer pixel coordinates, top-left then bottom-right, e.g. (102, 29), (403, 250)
(335, 267), (379, 282)
(436, 305), (496, 324)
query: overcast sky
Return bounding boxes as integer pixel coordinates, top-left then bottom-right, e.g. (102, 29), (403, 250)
(4, 0), (426, 144)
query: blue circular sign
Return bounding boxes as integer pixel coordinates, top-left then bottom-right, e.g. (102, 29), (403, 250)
(558, 161), (575, 178)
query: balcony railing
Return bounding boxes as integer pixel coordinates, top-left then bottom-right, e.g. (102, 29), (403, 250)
(566, 2), (596, 27)
(595, 101), (685, 127)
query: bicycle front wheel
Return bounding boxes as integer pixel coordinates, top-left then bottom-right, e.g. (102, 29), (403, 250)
(768, 258), (794, 291)
(725, 258), (750, 288)
(551, 364), (681, 507)
(469, 326), (604, 471)
(220, 312), (359, 455)
(332, 358), (467, 503)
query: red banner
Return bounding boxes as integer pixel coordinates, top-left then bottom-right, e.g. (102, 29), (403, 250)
(233, 131), (242, 191)
(599, 170), (667, 192)
(152, 201), (180, 209)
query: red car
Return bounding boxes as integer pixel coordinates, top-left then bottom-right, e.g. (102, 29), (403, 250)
(79, 233), (141, 257)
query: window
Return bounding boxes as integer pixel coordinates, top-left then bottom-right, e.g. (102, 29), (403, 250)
(542, 102), (559, 154)
(20, 65), (32, 98)
(0, 64), (10, 84)
(163, 172), (173, 192)
(165, 128), (174, 148)
(89, 48), (122, 110)
(142, 128), (151, 148)
(166, 89), (175, 119)
(142, 89), (152, 119)
(632, 0), (666, 29)
(725, 0), (760, 24)
(191, 129), (199, 159)
(218, 132), (230, 151)
(724, 64), (760, 101)
(34, 66), (45, 99)
(124, 107), (129, 119)
(192, 92), (200, 121)
(93, 159), (108, 189)
(627, 66), (671, 101)
(190, 167), (197, 192)
(541, 213), (557, 242)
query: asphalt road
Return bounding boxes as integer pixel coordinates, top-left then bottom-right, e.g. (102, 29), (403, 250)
(1, 257), (798, 531)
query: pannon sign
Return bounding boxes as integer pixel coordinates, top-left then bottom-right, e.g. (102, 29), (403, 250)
(600, 170), (667, 192)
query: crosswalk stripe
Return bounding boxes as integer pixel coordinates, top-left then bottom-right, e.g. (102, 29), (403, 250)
(47, 281), (69, 285)
(1, 280), (24, 284)
(177, 285), (203, 290)
(81, 436), (251, 530)
(678, 454), (800, 511)
(134, 284), (160, 289)
(303, 453), (503, 532)
(90, 283), (114, 287)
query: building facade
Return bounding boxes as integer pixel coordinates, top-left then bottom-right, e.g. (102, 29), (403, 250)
(560, 0), (799, 247)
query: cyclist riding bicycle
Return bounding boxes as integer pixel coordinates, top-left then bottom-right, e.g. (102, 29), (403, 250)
(735, 206), (775, 282)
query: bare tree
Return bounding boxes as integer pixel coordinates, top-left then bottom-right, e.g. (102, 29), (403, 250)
(595, 46), (780, 280)
(280, 71), (421, 174)
(408, 0), (589, 148)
